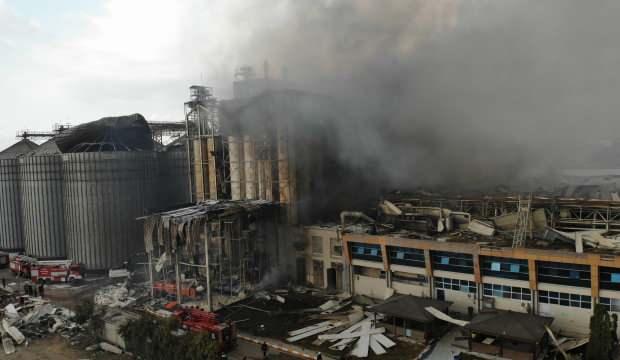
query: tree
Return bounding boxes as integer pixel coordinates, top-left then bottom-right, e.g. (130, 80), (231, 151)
(587, 303), (614, 360)
(120, 315), (219, 360)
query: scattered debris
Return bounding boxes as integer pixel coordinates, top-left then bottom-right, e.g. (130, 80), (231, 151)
(467, 219), (495, 236)
(99, 341), (123, 354)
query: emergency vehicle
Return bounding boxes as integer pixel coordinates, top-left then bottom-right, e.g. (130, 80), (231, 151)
(9, 255), (37, 276)
(31, 260), (83, 284)
(10, 256), (83, 284)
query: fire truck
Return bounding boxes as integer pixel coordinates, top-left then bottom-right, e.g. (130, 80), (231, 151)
(9, 255), (38, 276)
(10, 256), (83, 284)
(173, 306), (237, 352)
(31, 261), (83, 284)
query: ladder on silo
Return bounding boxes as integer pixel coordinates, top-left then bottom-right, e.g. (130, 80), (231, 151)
(512, 194), (532, 248)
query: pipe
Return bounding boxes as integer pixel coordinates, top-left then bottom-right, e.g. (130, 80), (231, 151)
(340, 211), (376, 228)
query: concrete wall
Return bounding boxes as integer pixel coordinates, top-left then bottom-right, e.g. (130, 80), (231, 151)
(354, 274), (389, 299)
(303, 226), (343, 289)
(392, 281), (429, 297)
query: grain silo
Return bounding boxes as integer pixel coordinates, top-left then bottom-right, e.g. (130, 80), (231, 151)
(63, 151), (158, 270)
(19, 142), (66, 258)
(0, 139), (38, 251)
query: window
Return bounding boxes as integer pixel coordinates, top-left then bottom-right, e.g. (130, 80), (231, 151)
(431, 251), (474, 274)
(330, 238), (342, 257)
(353, 266), (386, 279)
(350, 243), (382, 262)
(392, 271), (427, 285)
(538, 290), (591, 309)
(481, 256), (529, 281)
(537, 261), (591, 287)
(388, 246), (425, 268)
(311, 236), (323, 255)
(600, 267), (620, 291)
(434, 276), (476, 293)
(483, 283), (531, 301)
(600, 297), (620, 312)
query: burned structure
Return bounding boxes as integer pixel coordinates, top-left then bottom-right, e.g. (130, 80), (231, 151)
(141, 200), (278, 309)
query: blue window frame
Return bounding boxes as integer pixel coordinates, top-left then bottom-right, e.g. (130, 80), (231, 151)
(350, 243), (382, 262)
(388, 246), (425, 268)
(481, 256), (529, 281)
(537, 261), (590, 287)
(600, 267), (620, 290)
(431, 251), (473, 274)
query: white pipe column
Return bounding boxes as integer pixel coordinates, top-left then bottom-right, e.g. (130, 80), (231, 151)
(244, 135), (257, 199)
(228, 136), (245, 200)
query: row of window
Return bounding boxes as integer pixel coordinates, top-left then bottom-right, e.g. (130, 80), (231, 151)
(431, 251), (474, 274)
(538, 290), (591, 309)
(434, 276), (476, 294)
(350, 243), (382, 262)
(481, 257), (529, 281)
(348, 245), (620, 290)
(483, 283), (531, 301)
(388, 247), (425, 268)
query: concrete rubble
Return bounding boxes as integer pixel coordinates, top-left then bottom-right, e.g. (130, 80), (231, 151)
(0, 290), (95, 356)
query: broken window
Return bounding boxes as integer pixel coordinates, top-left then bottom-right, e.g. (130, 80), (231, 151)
(330, 237), (342, 257)
(311, 236), (323, 255)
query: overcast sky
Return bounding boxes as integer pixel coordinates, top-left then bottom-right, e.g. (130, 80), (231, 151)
(2, 0), (620, 184)
(0, 0), (256, 150)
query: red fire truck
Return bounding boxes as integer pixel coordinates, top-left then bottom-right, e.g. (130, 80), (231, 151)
(172, 306), (237, 352)
(31, 261), (83, 284)
(10, 256), (83, 284)
(9, 255), (37, 276)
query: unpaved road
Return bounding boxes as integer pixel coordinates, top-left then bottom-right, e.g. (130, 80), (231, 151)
(8, 335), (127, 360)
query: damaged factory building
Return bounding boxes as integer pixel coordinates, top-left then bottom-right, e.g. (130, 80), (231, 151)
(4, 68), (620, 359)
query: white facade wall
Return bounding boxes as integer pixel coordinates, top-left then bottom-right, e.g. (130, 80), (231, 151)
(537, 283), (592, 336)
(392, 281), (429, 297)
(303, 226), (343, 288)
(354, 274), (389, 299)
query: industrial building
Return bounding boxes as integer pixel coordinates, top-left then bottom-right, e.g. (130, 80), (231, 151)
(296, 196), (620, 344)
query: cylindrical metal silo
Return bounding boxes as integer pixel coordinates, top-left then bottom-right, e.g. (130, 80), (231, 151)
(0, 159), (24, 251)
(158, 150), (191, 208)
(20, 155), (66, 258)
(63, 152), (158, 270)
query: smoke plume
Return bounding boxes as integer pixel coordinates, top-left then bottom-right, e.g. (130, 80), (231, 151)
(231, 0), (620, 191)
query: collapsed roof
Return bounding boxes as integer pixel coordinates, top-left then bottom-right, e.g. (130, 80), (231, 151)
(369, 295), (450, 324)
(54, 113), (154, 153)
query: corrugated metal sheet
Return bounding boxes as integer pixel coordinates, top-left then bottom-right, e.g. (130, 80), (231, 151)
(63, 152), (158, 270)
(158, 150), (190, 208)
(0, 159), (24, 250)
(20, 155), (66, 258)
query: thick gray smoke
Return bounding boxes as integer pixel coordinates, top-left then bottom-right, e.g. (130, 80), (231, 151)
(233, 0), (620, 191)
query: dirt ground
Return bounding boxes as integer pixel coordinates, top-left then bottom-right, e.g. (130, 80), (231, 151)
(8, 335), (127, 360)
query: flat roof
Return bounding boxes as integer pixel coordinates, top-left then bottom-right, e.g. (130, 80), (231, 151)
(465, 311), (553, 344)
(369, 295), (451, 323)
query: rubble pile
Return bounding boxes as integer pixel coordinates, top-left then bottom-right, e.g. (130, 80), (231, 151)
(0, 292), (81, 355)
(94, 281), (150, 308)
